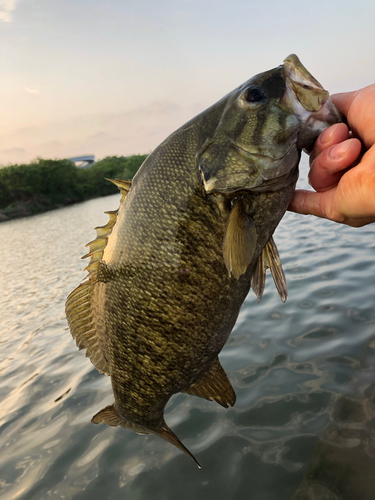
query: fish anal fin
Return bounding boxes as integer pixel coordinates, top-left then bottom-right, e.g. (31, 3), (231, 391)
(251, 235), (287, 303)
(223, 199), (257, 280)
(183, 358), (236, 408)
(92, 405), (201, 467)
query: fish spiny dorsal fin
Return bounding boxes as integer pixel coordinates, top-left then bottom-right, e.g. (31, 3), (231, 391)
(223, 199), (257, 280)
(106, 178), (132, 203)
(92, 405), (201, 467)
(65, 179), (132, 375)
(251, 235), (287, 303)
(183, 358), (236, 408)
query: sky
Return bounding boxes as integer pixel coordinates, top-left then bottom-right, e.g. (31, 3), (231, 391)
(1, 0), (374, 165)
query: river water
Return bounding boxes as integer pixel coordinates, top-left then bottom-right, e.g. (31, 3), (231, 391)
(1, 158), (375, 500)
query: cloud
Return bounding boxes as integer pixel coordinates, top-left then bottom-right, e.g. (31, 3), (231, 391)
(0, 0), (17, 22)
(0, 147), (25, 155)
(25, 87), (41, 94)
(0, 99), (202, 164)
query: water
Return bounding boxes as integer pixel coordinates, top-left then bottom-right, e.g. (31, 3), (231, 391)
(1, 159), (375, 500)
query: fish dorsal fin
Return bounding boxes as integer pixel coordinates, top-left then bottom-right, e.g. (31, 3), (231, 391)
(251, 235), (287, 303)
(92, 405), (201, 467)
(183, 358), (236, 408)
(106, 178), (132, 203)
(223, 199), (257, 280)
(65, 178), (132, 375)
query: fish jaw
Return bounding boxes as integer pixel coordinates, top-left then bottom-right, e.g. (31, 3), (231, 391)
(282, 54), (344, 151)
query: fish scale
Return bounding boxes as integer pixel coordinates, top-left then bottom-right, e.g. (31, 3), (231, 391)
(66, 55), (343, 466)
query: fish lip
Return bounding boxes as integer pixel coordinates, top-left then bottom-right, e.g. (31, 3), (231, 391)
(231, 140), (296, 162)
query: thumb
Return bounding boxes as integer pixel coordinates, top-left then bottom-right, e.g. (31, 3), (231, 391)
(288, 189), (340, 222)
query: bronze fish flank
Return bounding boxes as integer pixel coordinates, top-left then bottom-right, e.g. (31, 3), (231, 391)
(66, 55), (343, 467)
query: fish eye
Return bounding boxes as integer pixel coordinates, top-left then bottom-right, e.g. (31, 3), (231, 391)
(243, 87), (266, 103)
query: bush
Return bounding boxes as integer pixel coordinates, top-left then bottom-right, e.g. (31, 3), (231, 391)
(0, 155), (147, 215)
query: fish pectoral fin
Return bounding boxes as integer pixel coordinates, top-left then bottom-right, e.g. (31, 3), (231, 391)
(92, 405), (201, 467)
(251, 235), (287, 303)
(223, 199), (257, 280)
(183, 358), (236, 408)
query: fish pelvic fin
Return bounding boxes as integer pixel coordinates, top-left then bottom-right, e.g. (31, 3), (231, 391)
(251, 235), (287, 303)
(183, 358), (236, 409)
(92, 404), (201, 468)
(65, 178), (132, 375)
(223, 199), (257, 280)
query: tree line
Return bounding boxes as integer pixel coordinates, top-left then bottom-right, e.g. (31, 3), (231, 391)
(0, 155), (147, 220)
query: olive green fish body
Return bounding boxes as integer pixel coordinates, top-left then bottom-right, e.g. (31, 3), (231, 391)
(66, 55), (343, 466)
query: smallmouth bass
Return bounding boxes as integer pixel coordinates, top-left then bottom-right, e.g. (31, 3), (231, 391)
(66, 55), (343, 467)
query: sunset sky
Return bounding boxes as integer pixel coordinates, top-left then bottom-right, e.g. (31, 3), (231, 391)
(1, 0), (374, 165)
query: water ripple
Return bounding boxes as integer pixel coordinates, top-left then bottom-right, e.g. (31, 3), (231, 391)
(1, 167), (375, 499)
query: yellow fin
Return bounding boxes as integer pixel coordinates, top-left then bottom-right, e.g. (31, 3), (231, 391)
(92, 404), (201, 467)
(251, 235), (287, 303)
(65, 281), (110, 374)
(106, 178), (132, 203)
(183, 358), (236, 408)
(65, 178), (132, 374)
(223, 199), (257, 280)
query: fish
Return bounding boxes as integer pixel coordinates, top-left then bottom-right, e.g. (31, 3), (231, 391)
(66, 55), (343, 467)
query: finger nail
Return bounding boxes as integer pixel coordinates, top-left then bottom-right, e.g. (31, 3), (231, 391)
(320, 123), (340, 146)
(329, 140), (351, 160)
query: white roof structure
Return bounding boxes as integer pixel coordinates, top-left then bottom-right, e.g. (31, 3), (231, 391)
(67, 155), (95, 168)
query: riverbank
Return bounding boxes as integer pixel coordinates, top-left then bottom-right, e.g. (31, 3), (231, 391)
(0, 155), (147, 222)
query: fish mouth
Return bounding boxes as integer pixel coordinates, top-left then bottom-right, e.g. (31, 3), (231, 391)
(281, 54), (345, 142)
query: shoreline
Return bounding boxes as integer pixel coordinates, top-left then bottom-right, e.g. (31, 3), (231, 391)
(0, 194), (109, 223)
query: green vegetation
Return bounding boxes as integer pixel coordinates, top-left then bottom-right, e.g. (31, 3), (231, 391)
(0, 155), (147, 221)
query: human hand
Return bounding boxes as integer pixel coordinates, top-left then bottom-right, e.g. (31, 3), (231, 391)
(289, 84), (375, 227)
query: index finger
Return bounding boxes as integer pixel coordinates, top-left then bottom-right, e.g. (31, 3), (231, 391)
(309, 123), (350, 166)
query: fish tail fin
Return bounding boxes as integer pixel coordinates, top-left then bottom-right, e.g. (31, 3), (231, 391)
(92, 404), (201, 468)
(157, 423), (202, 468)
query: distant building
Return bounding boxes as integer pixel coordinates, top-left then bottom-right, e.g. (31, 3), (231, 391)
(67, 155), (95, 169)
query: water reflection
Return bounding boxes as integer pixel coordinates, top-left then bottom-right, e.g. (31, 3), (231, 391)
(0, 163), (375, 499)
